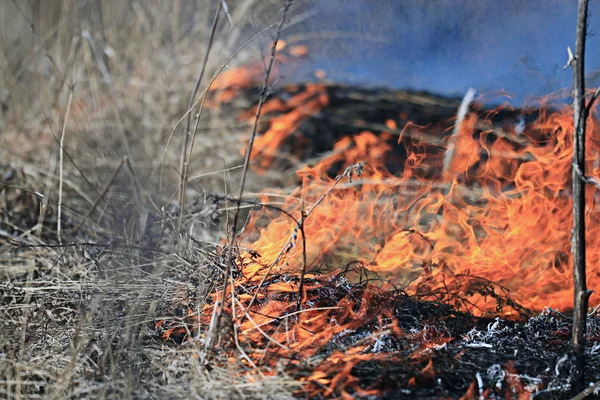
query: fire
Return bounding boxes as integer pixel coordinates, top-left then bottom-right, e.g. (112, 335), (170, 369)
(234, 83), (600, 314)
(245, 83), (330, 170)
(168, 52), (600, 397)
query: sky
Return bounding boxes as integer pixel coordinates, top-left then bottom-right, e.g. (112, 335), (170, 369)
(276, 0), (600, 104)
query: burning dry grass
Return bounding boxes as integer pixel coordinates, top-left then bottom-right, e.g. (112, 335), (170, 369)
(2, 1), (600, 399)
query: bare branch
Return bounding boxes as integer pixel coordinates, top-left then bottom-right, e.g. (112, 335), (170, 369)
(570, 0), (591, 393)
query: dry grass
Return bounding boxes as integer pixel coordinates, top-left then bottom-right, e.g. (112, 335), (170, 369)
(0, 1), (306, 398)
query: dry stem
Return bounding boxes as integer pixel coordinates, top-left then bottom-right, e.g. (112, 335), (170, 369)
(178, 1), (222, 228)
(570, 0), (591, 393)
(209, 0), (294, 352)
(57, 86), (74, 244)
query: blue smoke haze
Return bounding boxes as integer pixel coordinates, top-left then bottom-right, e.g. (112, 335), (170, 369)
(281, 0), (600, 105)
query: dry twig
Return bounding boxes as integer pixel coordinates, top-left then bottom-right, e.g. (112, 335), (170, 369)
(209, 0), (294, 352)
(178, 1), (222, 229)
(57, 85), (75, 244)
(569, 0), (592, 393)
(241, 162), (364, 322)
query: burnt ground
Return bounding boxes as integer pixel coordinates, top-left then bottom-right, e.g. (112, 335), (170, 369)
(153, 263), (600, 399)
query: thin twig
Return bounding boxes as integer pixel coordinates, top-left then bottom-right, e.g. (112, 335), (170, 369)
(241, 162), (364, 323)
(73, 156), (128, 232)
(35, 154), (57, 241)
(232, 318), (263, 374)
(188, 164), (244, 181)
(82, 30), (111, 85)
(584, 86), (600, 116)
(212, 0), (294, 350)
(295, 203), (307, 312)
(57, 85), (75, 244)
(219, 0), (234, 26)
(39, 105), (101, 199)
(240, 306), (340, 334)
(225, 0), (292, 246)
(178, 0), (222, 226)
(9, 0), (62, 78)
(154, 23), (278, 197)
(574, 163), (600, 189)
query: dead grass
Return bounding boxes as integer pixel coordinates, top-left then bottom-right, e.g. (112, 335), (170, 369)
(0, 1), (305, 398)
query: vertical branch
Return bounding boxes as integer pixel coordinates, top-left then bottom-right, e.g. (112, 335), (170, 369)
(570, 0), (590, 394)
(227, 0), (293, 242)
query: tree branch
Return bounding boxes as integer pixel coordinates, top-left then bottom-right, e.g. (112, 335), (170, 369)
(570, 0), (590, 394)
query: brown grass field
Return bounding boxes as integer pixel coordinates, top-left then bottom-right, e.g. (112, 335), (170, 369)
(5, 2), (600, 399)
(1, 1), (304, 398)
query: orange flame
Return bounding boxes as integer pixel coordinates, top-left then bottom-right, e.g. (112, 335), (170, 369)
(179, 50), (600, 397)
(241, 88), (600, 314)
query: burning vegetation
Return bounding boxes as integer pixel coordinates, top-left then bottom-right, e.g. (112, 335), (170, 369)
(153, 46), (600, 398)
(2, 1), (600, 399)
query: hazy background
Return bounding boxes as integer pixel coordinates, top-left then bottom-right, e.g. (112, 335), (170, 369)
(289, 0), (600, 103)
(2, 0), (600, 109)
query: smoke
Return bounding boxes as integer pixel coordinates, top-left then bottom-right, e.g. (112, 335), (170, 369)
(281, 0), (599, 104)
